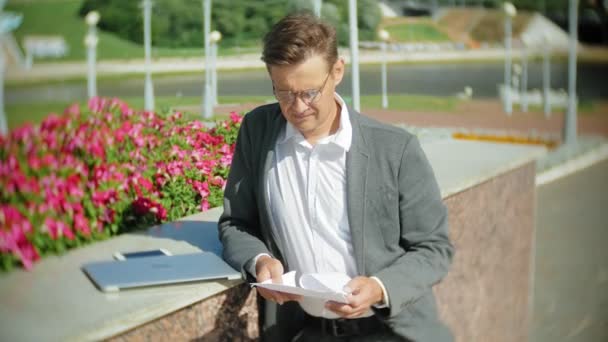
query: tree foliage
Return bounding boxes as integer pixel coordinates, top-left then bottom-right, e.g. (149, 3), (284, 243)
(79, 0), (382, 48)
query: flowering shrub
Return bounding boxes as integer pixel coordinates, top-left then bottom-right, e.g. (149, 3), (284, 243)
(0, 97), (242, 272)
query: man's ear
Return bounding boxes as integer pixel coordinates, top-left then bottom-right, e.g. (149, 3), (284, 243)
(332, 57), (346, 86)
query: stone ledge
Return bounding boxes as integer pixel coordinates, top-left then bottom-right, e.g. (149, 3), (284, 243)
(0, 140), (545, 341)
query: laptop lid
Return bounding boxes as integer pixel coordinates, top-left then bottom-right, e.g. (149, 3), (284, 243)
(82, 252), (242, 292)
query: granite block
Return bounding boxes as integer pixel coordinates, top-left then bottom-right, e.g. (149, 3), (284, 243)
(435, 162), (536, 342)
(108, 162), (537, 342)
(108, 284), (259, 341)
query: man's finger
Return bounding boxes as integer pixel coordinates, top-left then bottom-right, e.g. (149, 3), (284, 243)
(256, 268), (271, 282)
(325, 301), (354, 316)
(268, 263), (284, 283)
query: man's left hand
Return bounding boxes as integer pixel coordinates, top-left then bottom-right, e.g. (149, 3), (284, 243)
(324, 276), (384, 318)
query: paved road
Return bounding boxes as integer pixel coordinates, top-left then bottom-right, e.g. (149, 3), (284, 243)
(6, 62), (608, 105)
(532, 159), (608, 341)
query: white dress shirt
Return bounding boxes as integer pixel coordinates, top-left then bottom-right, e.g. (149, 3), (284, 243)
(265, 94), (386, 318)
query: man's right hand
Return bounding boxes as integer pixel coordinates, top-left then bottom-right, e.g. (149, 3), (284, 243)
(255, 255), (301, 305)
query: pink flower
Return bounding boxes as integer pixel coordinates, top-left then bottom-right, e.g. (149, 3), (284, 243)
(39, 114), (65, 133)
(190, 180), (210, 198)
(10, 123), (36, 143)
(132, 197), (167, 221)
(43, 217), (75, 240)
(139, 177), (154, 193)
(27, 154), (42, 171)
(1, 96), (243, 271)
(169, 111), (182, 121)
(229, 112), (243, 124)
(88, 96), (106, 113)
(209, 175), (225, 188)
(16, 242), (40, 270)
(73, 213), (91, 237)
(200, 199), (210, 212)
(100, 208), (115, 224)
(92, 189), (118, 206)
(63, 103), (80, 116)
(219, 153), (233, 167)
(194, 159), (216, 175)
(0, 216), (40, 269)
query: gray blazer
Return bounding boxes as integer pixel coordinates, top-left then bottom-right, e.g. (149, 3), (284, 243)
(219, 103), (454, 341)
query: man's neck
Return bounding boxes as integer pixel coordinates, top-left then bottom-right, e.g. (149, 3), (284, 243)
(304, 99), (341, 145)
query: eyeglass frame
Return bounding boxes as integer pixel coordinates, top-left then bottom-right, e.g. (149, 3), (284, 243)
(272, 71), (331, 106)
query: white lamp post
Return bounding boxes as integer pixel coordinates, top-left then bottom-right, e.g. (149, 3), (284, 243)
(0, 46), (5, 136)
(348, 0), (360, 112)
(512, 64), (521, 110)
(84, 11), (99, 100)
(503, 2), (516, 115)
(564, 0), (578, 145)
(542, 33), (552, 117)
(142, 0), (154, 112)
(378, 29), (390, 109)
(313, 0), (322, 17)
(0, 0), (22, 136)
(520, 34), (529, 112)
(202, 0), (212, 119)
(210, 30), (221, 106)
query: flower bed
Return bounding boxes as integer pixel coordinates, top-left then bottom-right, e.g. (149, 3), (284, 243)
(0, 97), (242, 272)
(452, 132), (558, 149)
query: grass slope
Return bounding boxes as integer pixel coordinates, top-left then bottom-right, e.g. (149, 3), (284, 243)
(6, 0), (258, 61)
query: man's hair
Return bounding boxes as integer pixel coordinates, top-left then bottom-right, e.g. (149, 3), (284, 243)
(262, 12), (338, 69)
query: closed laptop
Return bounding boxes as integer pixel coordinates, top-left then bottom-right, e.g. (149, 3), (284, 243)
(82, 252), (241, 292)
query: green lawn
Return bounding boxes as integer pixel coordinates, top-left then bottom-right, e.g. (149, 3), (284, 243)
(384, 23), (450, 43)
(6, 0), (259, 61)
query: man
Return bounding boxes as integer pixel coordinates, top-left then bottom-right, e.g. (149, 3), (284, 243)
(219, 12), (454, 341)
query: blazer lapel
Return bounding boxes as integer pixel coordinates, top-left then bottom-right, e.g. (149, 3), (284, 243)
(257, 106), (287, 261)
(346, 110), (369, 275)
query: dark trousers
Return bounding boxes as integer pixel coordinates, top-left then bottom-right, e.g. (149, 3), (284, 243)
(290, 313), (408, 342)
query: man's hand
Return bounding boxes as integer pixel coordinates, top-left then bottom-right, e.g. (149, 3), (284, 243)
(325, 276), (384, 318)
(255, 255), (301, 305)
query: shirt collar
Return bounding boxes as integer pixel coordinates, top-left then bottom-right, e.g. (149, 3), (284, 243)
(279, 93), (352, 151)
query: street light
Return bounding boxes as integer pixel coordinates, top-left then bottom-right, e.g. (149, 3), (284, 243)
(84, 11), (99, 100)
(378, 29), (390, 109)
(141, 0), (154, 111)
(542, 33), (552, 117)
(502, 2), (517, 115)
(313, 0), (322, 17)
(564, 0), (578, 145)
(348, 0), (360, 112)
(520, 33), (529, 112)
(0, 1), (23, 136)
(210, 30), (221, 106)
(202, 0), (212, 119)
(512, 63), (521, 109)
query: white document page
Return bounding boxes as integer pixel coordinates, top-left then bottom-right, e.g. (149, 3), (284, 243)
(251, 271), (350, 303)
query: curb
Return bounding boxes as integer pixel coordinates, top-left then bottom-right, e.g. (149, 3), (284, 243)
(536, 142), (608, 186)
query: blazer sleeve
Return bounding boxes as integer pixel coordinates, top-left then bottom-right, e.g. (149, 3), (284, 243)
(218, 114), (272, 279)
(373, 136), (454, 318)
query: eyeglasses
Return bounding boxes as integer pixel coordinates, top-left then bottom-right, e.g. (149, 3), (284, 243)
(273, 72), (331, 106)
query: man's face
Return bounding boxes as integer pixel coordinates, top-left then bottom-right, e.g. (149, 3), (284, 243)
(268, 54), (344, 141)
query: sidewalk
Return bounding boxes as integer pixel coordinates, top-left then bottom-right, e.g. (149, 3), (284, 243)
(8, 46), (608, 83)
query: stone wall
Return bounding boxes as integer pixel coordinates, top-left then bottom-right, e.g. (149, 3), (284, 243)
(109, 283), (259, 341)
(108, 162), (537, 341)
(435, 162), (536, 342)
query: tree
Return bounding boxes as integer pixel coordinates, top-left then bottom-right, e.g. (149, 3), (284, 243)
(79, 0), (382, 48)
